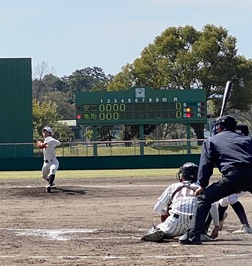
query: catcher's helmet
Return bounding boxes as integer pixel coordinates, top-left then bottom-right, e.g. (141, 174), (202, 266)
(216, 115), (237, 131)
(176, 162), (198, 183)
(236, 124), (249, 136)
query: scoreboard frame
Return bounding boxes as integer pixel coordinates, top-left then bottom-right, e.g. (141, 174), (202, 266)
(75, 87), (207, 126)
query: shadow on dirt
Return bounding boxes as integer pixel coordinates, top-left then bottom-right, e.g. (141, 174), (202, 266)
(0, 186), (88, 199)
(52, 187), (87, 195)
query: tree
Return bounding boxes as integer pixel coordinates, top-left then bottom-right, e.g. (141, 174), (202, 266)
(33, 74), (66, 101)
(43, 91), (75, 120)
(33, 99), (73, 140)
(64, 67), (113, 103)
(107, 25), (252, 139)
(33, 61), (56, 80)
(32, 66), (114, 142)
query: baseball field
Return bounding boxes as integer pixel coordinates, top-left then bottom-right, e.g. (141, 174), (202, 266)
(0, 169), (252, 266)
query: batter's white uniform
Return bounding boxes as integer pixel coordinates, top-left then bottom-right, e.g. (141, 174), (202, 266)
(41, 136), (60, 181)
(154, 181), (198, 238)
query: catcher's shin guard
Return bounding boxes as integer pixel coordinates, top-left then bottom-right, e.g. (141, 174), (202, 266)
(48, 174), (55, 186)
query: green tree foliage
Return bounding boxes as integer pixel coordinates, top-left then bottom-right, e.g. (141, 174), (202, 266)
(107, 64), (136, 91)
(32, 66), (112, 141)
(43, 91), (76, 120)
(107, 24), (252, 139)
(33, 99), (73, 140)
(64, 67), (113, 103)
(109, 24), (252, 105)
(33, 74), (66, 101)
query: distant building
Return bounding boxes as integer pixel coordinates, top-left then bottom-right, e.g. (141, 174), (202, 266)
(58, 120), (87, 141)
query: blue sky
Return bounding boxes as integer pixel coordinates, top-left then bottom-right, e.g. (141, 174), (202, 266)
(1, 0), (251, 78)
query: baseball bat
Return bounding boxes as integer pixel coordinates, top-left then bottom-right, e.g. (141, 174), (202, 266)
(219, 81), (233, 117)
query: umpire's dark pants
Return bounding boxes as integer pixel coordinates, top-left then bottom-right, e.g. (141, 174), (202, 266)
(191, 167), (252, 237)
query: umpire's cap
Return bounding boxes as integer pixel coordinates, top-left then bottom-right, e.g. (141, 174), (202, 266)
(216, 115), (237, 131)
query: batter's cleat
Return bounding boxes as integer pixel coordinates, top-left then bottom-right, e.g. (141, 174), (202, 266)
(141, 227), (165, 242)
(46, 184), (52, 193)
(179, 231), (202, 245)
(200, 234), (213, 242)
(219, 212), (228, 231)
(232, 226), (252, 234)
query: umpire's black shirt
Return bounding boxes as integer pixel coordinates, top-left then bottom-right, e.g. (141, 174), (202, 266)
(198, 130), (252, 188)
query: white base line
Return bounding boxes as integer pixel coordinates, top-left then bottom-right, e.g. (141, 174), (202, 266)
(1, 228), (251, 260)
(0, 254), (251, 260)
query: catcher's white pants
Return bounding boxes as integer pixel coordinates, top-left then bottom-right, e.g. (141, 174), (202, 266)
(157, 214), (192, 238)
(42, 160), (59, 181)
(219, 192), (245, 207)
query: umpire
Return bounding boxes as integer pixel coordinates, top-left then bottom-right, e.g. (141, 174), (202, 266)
(180, 115), (252, 245)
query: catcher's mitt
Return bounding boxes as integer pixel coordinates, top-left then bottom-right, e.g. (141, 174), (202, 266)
(160, 206), (171, 222)
(161, 214), (169, 222)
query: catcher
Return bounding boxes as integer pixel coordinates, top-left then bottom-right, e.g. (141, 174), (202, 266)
(36, 126), (60, 192)
(141, 162), (219, 242)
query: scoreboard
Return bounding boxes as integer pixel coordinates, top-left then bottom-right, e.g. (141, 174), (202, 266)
(75, 87), (207, 126)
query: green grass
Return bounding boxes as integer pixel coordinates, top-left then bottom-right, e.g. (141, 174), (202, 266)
(0, 169), (174, 180)
(0, 168), (220, 180)
(52, 144), (202, 156)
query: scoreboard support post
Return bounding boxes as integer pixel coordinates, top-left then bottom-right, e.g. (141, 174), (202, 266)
(139, 125), (144, 155)
(186, 124), (191, 154)
(93, 126), (98, 156)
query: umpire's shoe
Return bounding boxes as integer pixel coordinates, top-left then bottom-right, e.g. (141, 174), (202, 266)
(179, 231), (202, 245)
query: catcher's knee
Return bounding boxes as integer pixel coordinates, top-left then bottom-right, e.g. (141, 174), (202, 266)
(219, 194), (238, 207)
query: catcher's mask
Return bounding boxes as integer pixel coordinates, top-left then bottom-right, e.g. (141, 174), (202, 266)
(176, 162), (198, 183)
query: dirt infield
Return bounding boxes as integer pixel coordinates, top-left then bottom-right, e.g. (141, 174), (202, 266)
(0, 175), (252, 265)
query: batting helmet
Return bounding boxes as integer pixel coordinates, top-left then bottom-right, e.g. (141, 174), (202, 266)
(176, 162), (198, 183)
(216, 115), (237, 131)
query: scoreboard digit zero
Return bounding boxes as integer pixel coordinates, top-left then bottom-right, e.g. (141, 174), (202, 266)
(75, 87), (207, 126)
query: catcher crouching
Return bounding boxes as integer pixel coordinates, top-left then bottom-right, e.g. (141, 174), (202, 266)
(141, 162), (219, 242)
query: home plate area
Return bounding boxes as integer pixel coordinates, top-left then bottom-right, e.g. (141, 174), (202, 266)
(0, 177), (252, 265)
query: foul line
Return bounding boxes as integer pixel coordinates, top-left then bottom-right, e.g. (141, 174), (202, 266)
(1, 227), (252, 261)
(0, 253), (251, 260)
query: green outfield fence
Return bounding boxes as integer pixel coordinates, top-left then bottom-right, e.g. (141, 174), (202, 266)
(0, 139), (203, 171)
